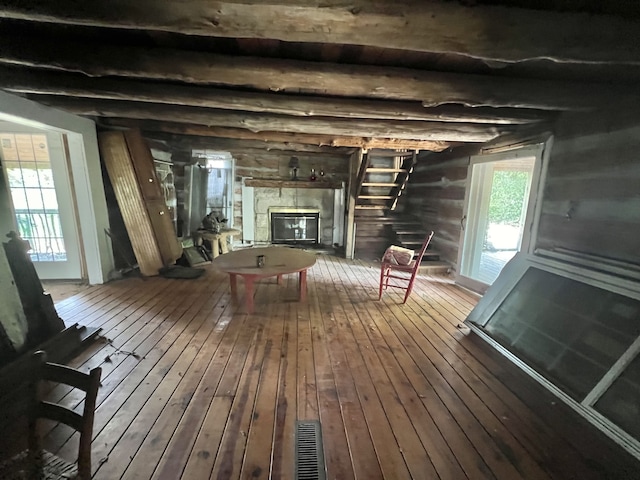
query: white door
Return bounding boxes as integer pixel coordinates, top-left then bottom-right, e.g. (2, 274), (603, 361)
(1, 130), (83, 279)
(457, 144), (544, 293)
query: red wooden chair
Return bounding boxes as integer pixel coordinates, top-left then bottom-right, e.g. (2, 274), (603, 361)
(379, 231), (434, 304)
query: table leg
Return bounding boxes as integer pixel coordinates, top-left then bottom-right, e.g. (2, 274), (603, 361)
(229, 273), (238, 297)
(244, 275), (255, 313)
(220, 236), (229, 254)
(299, 270), (307, 302)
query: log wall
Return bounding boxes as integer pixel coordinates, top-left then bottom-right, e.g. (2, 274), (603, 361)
(141, 134), (350, 242)
(535, 110), (640, 265)
(404, 145), (479, 270)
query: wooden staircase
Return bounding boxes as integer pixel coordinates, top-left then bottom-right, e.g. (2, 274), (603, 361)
(351, 149), (449, 271)
(355, 149), (416, 211)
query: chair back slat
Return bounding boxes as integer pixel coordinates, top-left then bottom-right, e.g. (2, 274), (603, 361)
(43, 362), (95, 392)
(38, 402), (84, 431)
(416, 231), (435, 263)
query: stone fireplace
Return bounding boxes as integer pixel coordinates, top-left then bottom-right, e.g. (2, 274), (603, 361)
(241, 179), (345, 246)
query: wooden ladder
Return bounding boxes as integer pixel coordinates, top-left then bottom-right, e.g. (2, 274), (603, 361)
(354, 149), (417, 211)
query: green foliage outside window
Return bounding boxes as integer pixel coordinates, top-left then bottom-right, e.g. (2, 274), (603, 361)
(488, 171), (529, 225)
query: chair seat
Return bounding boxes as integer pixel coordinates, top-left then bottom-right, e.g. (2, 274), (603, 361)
(0, 449), (79, 479)
(382, 260), (416, 272)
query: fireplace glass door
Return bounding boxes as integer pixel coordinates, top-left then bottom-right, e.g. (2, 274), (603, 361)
(271, 212), (319, 245)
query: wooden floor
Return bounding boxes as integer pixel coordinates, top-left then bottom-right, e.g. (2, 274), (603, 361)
(43, 255), (638, 479)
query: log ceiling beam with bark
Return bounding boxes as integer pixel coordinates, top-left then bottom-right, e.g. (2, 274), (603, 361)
(0, 66), (548, 125)
(101, 119), (457, 152)
(35, 96), (507, 143)
(147, 133), (355, 157)
(0, 0), (639, 65)
(1, 38), (635, 111)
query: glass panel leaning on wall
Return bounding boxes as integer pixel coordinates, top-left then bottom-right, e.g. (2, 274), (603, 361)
(465, 252), (640, 458)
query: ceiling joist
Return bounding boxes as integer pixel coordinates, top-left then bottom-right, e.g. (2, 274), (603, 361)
(0, 38), (634, 111)
(101, 119), (457, 152)
(0, 0), (639, 64)
(0, 67), (548, 125)
(36, 96), (506, 142)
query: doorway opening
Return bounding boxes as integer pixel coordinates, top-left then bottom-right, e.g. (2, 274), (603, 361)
(457, 144), (544, 292)
(186, 150), (235, 237)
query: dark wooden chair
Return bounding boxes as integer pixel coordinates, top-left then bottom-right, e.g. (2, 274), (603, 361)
(0, 351), (101, 479)
(379, 231), (434, 304)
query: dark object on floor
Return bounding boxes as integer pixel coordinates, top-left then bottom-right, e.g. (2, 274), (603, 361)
(159, 265), (206, 279)
(182, 246), (211, 267)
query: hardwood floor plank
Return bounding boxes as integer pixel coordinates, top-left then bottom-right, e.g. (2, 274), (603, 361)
(208, 286), (280, 479)
(86, 275), (226, 475)
(94, 278), (237, 478)
(42, 276), (204, 449)
(327, 258), (440, 479)
(334, 258), (474, 479)
(307, 263), (355, 480)
(314, 258), (387, 479)
(271, 296), (299, 480)
(163, 311), (259, 479)
(240, 284), (290, 479)
(31, 257), (638, 479)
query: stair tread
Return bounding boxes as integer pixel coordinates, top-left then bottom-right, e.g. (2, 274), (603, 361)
(362, 182), (400, 187)
(366, 168), (407, 173)
(358, 195), (394, 199)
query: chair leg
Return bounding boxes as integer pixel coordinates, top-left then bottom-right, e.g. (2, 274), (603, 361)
(379, 266), (386, 299)
(403, 274), (417, 304)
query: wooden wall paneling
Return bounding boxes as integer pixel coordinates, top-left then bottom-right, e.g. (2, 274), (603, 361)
(402, 149), (470, 268)
(123, 129), (182, 265)
(535, 111), (640, 265)
(98, 131), (164, 276)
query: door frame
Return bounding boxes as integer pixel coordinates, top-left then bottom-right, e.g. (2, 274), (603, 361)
(456, 143), (546, 293)
(0, 91), (113, 283)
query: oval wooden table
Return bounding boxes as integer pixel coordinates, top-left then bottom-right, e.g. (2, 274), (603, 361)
(211, 246), (317, 313)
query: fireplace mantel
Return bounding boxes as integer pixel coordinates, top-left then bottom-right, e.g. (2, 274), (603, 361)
(245, 178), (342, 189)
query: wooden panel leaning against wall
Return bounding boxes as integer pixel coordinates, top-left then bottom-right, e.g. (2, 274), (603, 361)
(536, 109), (640, 266)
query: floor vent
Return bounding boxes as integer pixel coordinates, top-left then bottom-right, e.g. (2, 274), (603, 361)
(295, 420), (326, 480)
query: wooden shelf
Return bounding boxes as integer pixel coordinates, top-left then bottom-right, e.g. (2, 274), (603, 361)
(244, 179), (342, 189)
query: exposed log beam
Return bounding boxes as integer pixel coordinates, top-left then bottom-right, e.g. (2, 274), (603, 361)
(100, 119), (457, 152)
(144, 133), (354, 157)
(0, 66), (547, 125)
(141, 133), (353, 158)
(0, 38), (630, 110)
(0, 1), (639, 65)
(34, 96), (505, 142)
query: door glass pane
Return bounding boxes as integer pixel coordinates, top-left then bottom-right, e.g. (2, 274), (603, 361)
(484, 268), (640, 401)
(2, 134), (67, 262)
(461, 157), (535, 286)
(594, 354), (640, 439)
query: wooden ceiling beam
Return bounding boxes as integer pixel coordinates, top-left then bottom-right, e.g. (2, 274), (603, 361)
(0, 66), (547, 125)
(0, 0), (638, 64)
(0, 38), (630, 110)
(100, 119), (458, 152)
(143, 133), (354, 157)
(34, 96), (505, 142)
